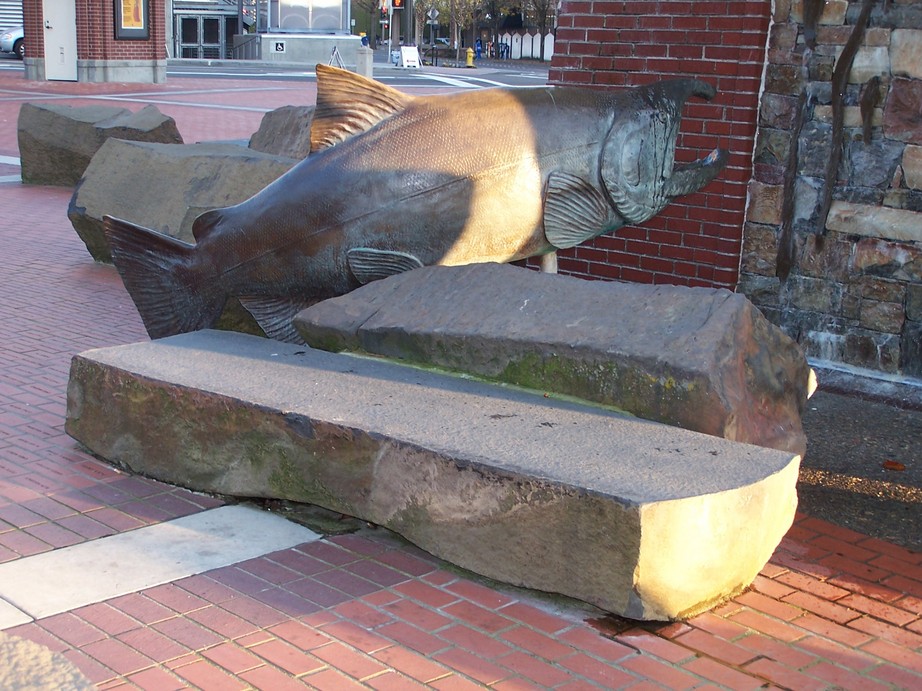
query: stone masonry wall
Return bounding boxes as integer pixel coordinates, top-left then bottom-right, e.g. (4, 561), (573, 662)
(740, 0), (922, 376)
(544, 1), (772, 289)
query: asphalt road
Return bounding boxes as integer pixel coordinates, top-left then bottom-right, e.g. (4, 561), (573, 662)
(800, 382), (921, 551)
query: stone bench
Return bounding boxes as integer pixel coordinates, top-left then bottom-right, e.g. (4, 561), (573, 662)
(66, 330), (799, 621)
(295, 263), (813, 455)
(69, 140), (297, 263)
(18, 103), (182, 187)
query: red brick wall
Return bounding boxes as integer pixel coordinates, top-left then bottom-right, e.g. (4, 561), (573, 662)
(22, 0), (43, 59)
(544, 0), (772, 290)
(23, 0), (166, 61)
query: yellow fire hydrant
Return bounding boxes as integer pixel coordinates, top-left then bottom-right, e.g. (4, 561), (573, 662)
(466, 47), (475, 68)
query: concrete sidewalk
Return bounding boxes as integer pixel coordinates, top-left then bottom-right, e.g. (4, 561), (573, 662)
(0, 68), (920, 689)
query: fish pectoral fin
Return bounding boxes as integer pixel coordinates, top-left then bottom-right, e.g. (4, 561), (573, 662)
(237, 296), (310, 343)
(543, 172), (622, 249)
(311, 64), (414, 153)
(347, 248), (424, 284)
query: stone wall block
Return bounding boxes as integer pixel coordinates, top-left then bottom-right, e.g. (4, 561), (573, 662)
(827, 201), (922, 243)
(754, 129), (791, 167)
(807, 54), (835, 83)
(769, 22), (798, 51)
(789, 275), (841, 313)
(791, 0), (847, 24)
(793, 176), (823, 230)
(891, 29), (922, 80)
(765, 63), (803, 95)
(884, 188), (922, 211)
(798, 121), (834, 177)
(798, 233), (852, 281)
(902, 144), (922, 189)
(901, 321), (922, 376)
(737, 274), (781, 308)
(801, 330), (846, 362)
(741, 223), (779, 276)
(908, 284), (922, 321)
(844, 330), (900, 372)
(759, 93), (798, 129)
(848, 47), (890, 85)
(859, 300), (905, 333)
(846, 137), (904, 188)
(884, 78), (922, 144)
(852, 237), (922, 281)
(747, 181), (784, 225)
(814, 104), (882, 129)
(854, 276), (906, 304)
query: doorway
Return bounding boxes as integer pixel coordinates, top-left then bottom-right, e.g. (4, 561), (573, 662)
(41, 0), (77, 80)
(176, 15), (224, 59)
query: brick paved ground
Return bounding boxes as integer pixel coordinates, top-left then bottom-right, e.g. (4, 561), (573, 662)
(0, 68), (920, 689)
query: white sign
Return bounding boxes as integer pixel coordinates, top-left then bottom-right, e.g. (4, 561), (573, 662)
(400, 46), (421, 68)
(273, 41), (286, 53)
(427, 8), (439, 20)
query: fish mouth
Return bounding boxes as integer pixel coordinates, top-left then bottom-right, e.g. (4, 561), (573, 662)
(601, 79), (729, 224)
(641, 79), (729, 198)
(664, 147), (730, 197)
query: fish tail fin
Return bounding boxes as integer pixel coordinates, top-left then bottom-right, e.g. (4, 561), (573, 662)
(103, 216), (226, 339)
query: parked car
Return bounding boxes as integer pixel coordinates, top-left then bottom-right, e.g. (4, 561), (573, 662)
(0, 26), (24, 60)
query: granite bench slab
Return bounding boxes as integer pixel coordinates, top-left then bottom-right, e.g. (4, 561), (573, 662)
(66, 330), (799, 620)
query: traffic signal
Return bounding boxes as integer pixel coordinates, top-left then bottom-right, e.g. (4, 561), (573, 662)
(392, 0), (403, 8)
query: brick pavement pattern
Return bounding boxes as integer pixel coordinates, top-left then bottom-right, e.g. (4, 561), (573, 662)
(0, 69), (920, 689)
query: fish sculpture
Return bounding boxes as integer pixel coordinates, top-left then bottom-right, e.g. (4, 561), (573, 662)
(105, 64), (728, 342)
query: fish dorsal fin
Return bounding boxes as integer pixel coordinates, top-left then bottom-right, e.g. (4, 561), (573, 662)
(237, 296), (310, 343)
(347, 247), (423, 284)
(191, 209), (223, 243)
(311, 64), (414, 154)
(543, 172), (622, 249)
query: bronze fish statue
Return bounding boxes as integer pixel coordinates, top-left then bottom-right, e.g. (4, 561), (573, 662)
(105, 64), (728, 342)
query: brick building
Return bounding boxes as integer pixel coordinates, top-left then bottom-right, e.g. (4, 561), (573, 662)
(22, 0), (166, 82)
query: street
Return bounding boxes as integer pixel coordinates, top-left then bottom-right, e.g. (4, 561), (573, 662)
(0, 51), (551, 90)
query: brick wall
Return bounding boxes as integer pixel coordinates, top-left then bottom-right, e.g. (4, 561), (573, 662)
(544, 0), (772, 289)
(23, 0), (165, 62)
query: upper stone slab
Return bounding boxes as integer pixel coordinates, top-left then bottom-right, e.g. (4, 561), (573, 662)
(294, 263), (812, 456)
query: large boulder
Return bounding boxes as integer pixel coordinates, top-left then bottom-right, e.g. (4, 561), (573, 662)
(68, 139), (297, 263)
(17, 103), (183, 187)
(66, 330), (800, 621)
(294, 263), (814, 456)
(248, 105), (314, 159)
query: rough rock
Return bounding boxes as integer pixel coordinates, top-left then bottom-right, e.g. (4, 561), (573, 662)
(0, 631), (93, 691)
(17, 102), (182, 187)
(65, 330), (800, 621)
(826, 200), (922, 243)
(294, 263), (813, 456)
(68, 139), (297, 262)
(884, 78), (922, 145)
(248, 105), (315, 159)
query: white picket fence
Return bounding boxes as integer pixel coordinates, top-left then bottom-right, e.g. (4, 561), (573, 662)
(494, 31), (555, 61)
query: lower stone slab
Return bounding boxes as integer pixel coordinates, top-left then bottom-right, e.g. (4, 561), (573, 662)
(66, 330), (799, 621)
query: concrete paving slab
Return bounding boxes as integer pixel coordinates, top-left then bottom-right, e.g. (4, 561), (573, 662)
(0, 599), (31, 630)
(0, 505), (319, 624)
(66, 330), (800, 620)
